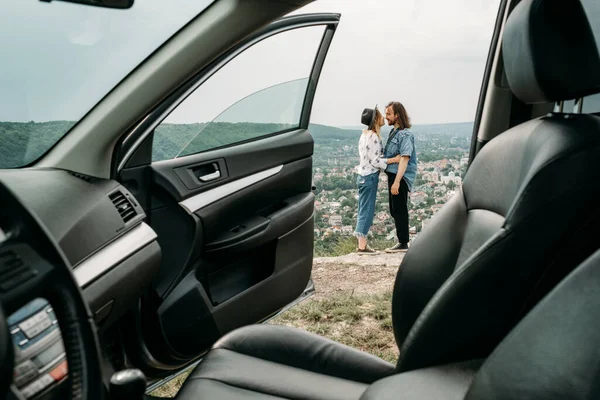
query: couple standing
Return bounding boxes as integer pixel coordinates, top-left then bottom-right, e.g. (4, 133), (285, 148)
(354, 101), (417, 254)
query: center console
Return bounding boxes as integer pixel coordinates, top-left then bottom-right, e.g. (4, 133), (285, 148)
(8, 298), (68, 399)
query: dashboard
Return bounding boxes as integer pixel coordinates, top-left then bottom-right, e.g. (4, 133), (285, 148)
(0, 168), (162, 399)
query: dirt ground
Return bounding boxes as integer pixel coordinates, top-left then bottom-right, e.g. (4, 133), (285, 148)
(311, 252), (403, 299)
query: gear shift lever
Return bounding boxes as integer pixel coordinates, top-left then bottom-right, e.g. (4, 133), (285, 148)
(109, 369), (147, 400)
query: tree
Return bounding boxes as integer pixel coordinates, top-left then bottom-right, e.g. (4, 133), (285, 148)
(447, 181), (457, 190)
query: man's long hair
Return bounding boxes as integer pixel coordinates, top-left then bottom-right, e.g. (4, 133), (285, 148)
(386, 101), (412, 129)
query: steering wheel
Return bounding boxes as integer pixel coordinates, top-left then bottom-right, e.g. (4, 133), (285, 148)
(0, 181), (103, 399)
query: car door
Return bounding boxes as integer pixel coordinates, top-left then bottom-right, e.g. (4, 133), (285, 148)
(115, 13), (339, 372)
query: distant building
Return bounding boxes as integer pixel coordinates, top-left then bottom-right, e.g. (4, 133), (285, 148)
(441, 171), (462, 185)
(435, 185), (447, 194)
(328, 202), (341, 210)
(410, 192), (428, 205)
(460, 157), (469, 166)
(342, 226), (353, 235)
(372, 225), (387, 235)
(329, 215), (343, 226)
(313, 173), (324, 181)
(377, 211), (388, 221)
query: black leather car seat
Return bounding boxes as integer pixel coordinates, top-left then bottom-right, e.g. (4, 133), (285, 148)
(392, 0), (600, 372)
(359, 248), (600, 400)
(175, 0), (600, 398)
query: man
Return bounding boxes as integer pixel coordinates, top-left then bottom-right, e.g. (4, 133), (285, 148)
(383, 101), (417, 252)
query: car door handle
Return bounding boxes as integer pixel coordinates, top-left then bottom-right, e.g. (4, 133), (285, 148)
(198, 170), (221, 182)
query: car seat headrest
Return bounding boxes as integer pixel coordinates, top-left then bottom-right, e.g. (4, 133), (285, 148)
(502, 0), (600, 104)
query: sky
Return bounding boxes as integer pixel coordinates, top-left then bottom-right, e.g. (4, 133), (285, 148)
(166, 0), (504, 127)
(292, 0), (502, 126)
(0, 0), (512, 128)
(3, 0), (600, 128)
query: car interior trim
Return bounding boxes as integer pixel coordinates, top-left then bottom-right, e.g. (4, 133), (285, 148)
(73, 222), (157, 288)
(179, 165), (284, 214)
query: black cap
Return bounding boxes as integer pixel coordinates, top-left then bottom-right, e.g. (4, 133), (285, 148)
(361, 105), (378, 128)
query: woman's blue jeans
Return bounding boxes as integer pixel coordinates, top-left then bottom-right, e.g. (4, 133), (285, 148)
(354, 172), (379, 237)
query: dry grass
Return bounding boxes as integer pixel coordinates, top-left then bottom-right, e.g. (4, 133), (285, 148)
(270, 291), (398, 363)
(150, 371), (192, 398)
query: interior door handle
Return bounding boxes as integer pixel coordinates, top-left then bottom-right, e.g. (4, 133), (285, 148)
(198, 170), (221, 182)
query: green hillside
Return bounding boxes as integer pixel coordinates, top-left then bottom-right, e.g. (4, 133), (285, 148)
(0, 121), (75, 169)
(0, 120), (472, 169)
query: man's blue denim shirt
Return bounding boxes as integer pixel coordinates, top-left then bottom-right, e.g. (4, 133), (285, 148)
(384, 128), (417, 191)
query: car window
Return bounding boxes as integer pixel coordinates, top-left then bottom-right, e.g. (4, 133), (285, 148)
(0, 0), (215, 169)
(581, 0), (600, 113)
(152, 26), (326, 162)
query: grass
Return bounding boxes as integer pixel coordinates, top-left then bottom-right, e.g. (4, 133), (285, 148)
(271, 291), (398, 363)
(150, 371), (192, 398)
(150, 292), (397, 397)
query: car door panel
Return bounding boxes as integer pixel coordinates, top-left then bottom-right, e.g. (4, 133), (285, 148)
(149, 159), (315, 357)
(150, 128), (314, 199)
(204, 192), (315, 254)
(117, 14), (339, 369)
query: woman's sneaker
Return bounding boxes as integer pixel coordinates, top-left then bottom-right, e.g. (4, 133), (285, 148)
(356, 245), (378, 255)
(385, 243), (409, 253)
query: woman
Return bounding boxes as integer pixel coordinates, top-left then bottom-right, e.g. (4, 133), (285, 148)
(354, 106), (400, 254)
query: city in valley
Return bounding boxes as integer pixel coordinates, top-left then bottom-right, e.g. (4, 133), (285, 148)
(309, 122), (472, 255)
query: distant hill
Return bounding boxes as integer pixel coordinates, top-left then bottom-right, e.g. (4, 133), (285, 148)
(0, 121), (75, 169)
(309, 123), (361, 141)
(0, 120), (473, 169)
(338, 122), (474, 137)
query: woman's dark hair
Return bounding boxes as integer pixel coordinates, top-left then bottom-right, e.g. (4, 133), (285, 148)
(386, 101), (412, 129)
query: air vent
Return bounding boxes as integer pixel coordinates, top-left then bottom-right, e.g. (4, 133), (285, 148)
(68, 171), (98, 183)
(109, 191), (137, 223)
(0, 251), (35, 292)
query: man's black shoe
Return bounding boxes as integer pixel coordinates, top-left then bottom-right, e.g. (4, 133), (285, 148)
(385, 242), (409, 253)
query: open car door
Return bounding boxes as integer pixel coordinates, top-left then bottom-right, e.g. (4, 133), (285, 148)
(116, 13), (339, 374)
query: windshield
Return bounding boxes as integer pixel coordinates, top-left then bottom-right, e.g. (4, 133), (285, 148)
(0, 0), (215, 169)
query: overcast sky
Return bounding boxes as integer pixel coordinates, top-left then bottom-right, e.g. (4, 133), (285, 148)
(166, 0), (502, 127)
(3, 0), (600, 128)
(1, 0), (500, 127)
(292, 0), (501, 126)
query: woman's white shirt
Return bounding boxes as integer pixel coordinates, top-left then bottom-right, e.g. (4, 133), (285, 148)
(356, 130), (387, 176)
